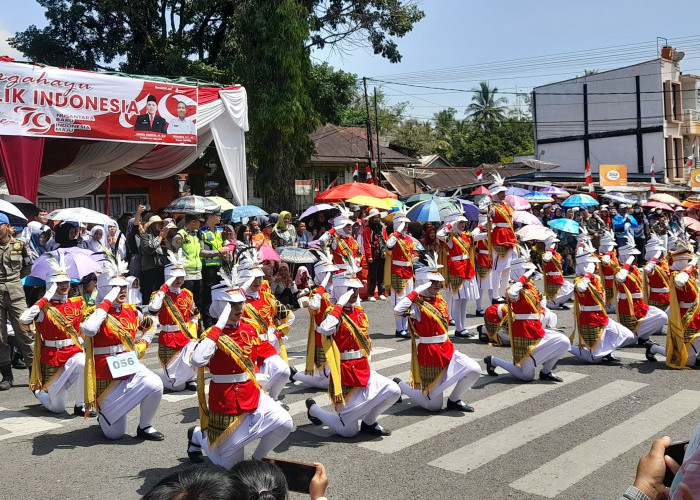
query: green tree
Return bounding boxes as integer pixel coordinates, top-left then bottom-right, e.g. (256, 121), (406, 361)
(465, 81), (508, 128)
(391, 119), (437, 156)
(307, 63), (358, 125)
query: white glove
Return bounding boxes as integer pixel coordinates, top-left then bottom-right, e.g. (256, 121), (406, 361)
(471, 227), (481, 237)
(508, 282), (523, 299)
(319, 231), (331, 244)
(576, 277), (590, 293)
(336, 289), (355, 307)
(164, 276), (177, 289)
(542, 251), (553, 262)
(104, 286), (121, 303)
(643, 262), (655, 274)
(675, 271), (690, 288)
(320, 271), (331, 288)
(215, 303), (232, 329)
(414, 282), (432, 295)
(615, 269), (629, 283)
(396, 222), (405, 233)
(43, 282), (58, 300)
(601, 255), (611, 265)
(20, 304), (42, 324)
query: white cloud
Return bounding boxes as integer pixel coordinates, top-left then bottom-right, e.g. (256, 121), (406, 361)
(0, 26), (24, 59)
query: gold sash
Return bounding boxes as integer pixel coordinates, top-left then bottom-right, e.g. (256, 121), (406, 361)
(571, 277), (607, 350)
(666, 277), (700, 369)
(616, 271), (642, 334)
(408, 297), (450, 394)
(305, 293), (330, 374)
(508, 286), (542, 365)
(163, 294), (198, 341)
(334, 235), (354, 262)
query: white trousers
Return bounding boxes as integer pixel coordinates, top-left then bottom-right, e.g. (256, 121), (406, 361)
(620, 305), (668, 345)
(391, 278), (414, 332)
(475, 272), (495, 311)
(546, 281), (574, 308)
(570, 318), (635, 363)
(159, 342), (197, 391)
(445, 278), (480, 332)
(491, 329), (571, 382)
(308, 371), (401, 438)
(650, 337), (700, 367)
(398, 351), (481, 411)
(191, 393), (293, 468)
(36, 352), (85, 413)
(98, 365), (163, 439)
(260, 355), (290, 400)
(492, 248), (516, 298)
(293, 365), (330, 389)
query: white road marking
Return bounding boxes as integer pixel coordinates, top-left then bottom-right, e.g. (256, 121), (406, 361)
(0, 407), (63, 441)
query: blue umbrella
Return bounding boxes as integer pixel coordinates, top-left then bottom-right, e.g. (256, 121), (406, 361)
(404, 193), (438, 204)
(224, 205), (268, 221)
(613, 214), (638, 230)
(603, 192), (637, 205)
(455, 199), (479, 221)
(561, 194), (599, 208)
(547, 218), (580, 234)
(407, 199), (460, 222)
(523, 192), (555, 203)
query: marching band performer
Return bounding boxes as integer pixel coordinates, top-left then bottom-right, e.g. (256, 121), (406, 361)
(386, 208), (417, 338)
(642, 233), (671, 312)
(487, 173), (518, 302)
(319, 206), (359, 272)
(306, 269), (401, 437)
(569, 245), (634, 363)
(20, 254), (93, 416)
(148, 250), (199, 392)
(478, 303), (510, 346)
(598, 229), (619, 314)
(186, 269), (293, 468)
(541, 235), (574, 310)
(484, 249), (571, 382)
(474, 205), (495, 316)
(393, 254), (481, 412)
(81, 258), (164, 440)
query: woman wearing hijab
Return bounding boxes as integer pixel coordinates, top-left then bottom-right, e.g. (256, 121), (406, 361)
(105, 220), (127, 260)
(126, 276), (143, 306)
(51, 222), (80, 249)
(271, 263), (298, 307)
(20, 221), (51, 261)
(270, 211), (297, 248)
(84, 226), (106, 253)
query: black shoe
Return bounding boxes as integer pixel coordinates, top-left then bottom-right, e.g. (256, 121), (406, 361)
(477, 325), (489, 343)
(187, 426), (204, 463)
(446, 399), (474, 412)
(137, 425), (165, 441)
(74, 405), (96, 418)
(492, 297), (506, 305)
(11, 357), (26, 370)
(539, 371), (563, 382)
(289, 366), (298, 382)
(395, 330), (409, 339)
(360, 421), (391, 436)
(559, 304), (570, 310)
(306, 399), (322, 426)
(0, 364), (13, 391)
(644, 340), (657, 362)
(602, 353), (620, 363)
(637, 337), (648, 347)
(484, 356), (497, 376)
(448, 319), (455, 326)
(392, 377), (403, 404)
(475, 310), (485, 317)
(185, 380), (198, 391)
(455, 329), (475, 339)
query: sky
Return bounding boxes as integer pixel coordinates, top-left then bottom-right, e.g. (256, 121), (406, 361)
(2, 0), (700, 121)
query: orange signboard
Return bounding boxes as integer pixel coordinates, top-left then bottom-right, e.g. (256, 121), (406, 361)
(689, 169), (700, 189)
(599, 164), (628, 187)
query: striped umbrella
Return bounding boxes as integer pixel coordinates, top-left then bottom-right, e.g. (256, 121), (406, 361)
(406, 199), (460, 222)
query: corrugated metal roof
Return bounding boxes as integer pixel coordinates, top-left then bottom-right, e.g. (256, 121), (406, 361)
(309, 124), (419, 165)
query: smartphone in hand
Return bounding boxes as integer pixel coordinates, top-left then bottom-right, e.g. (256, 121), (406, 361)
(663, 440), (689, 487)
(262, 457), (317, 493)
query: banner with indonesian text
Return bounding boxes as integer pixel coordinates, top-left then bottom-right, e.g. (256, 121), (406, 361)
(599, 164), (627, 188)
(0, 61), (197, 146)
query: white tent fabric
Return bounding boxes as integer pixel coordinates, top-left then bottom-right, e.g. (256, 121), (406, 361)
(38, 87), (249, 205)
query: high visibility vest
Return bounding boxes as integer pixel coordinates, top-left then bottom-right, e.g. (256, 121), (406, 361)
(201, 227), (223, 267)
(177, 229), (201, 274)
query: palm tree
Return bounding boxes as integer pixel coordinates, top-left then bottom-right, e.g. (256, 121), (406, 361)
(466, 82), (508, 127)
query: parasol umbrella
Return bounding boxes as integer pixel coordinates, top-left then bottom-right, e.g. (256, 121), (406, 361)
(406, 199), (460, 222)
(470, 186), (489, 196)
(561, 194), (599, 208)
(299, 203), (339, 221)
(649, 193), (682, 205)
(206, 196), (235, 211)
(403, 193), (436, 204)
(539, 186), (570, 197)
(473, 194), (488, 205)
(642, 201), (674, 211)
(48, 207), (112, 225)
(602, 192), (637, 205)
(683, 217), (700, 233)
(516, 225), (555, 241)
(505, 195), (531, 211)
(513, 211), (543, 226)
(505, 187), (531, 196)
(613, 214), (638, 230)
(31, 248), (103, 281)
(547, 218), (580, 234)
(257, 243), (280, 262)
(682, 200), (700, 208)
(165, 195), (221, 214)
(346, 195), (400, 211)
(226, 205), (268, 221)
(455, 199), (479, 221)
(315, 182), (397, 203)
(0, 199), (28, 225)
(0, 194), (40, 218)
(523, 192), (555, 203)
(275, 246), (318, 264)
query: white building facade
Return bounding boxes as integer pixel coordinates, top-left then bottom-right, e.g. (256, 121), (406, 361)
(533, 47), (698, 183)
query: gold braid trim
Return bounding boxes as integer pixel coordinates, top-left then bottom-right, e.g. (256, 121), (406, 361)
(163, 294), (198, 341)
(206, 411), (249, 448)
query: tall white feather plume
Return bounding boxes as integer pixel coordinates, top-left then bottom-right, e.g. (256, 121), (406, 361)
(335, 204), (352, 220)
(102, 253), (128, 280)
(168, 248), (185, 267)
(491, 171), (504, 186)
(622, 232), (636, 248)
(423, 251), (442, 270)
(217, 266), (238, 288)
(314, 247), (333, 266)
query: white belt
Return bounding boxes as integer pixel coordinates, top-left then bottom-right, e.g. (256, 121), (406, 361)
(546, 271), (561, 276)
(579, 305), (602, 312)
(340, 349), (364, 360)
(618, 293), (642, 300)
(650, 287), (669, 293)
(514, 314), (539, 320)
(93, 345), (127, 355)
(451, 255), (469, 261)
(477, 250), (490, 255)
(494, 223), (511, 228)
(680, 302), (695, 309)
(417, 333), (448, 344)
(392, 260), (412, 267)
(160, 324), (180, 333)
(44, 338), (76, 349)
(259, 333), (269, 342)
(211, 373), (250, 384)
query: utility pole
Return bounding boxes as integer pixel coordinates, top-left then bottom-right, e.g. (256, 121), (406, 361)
(373, 87), (382, 185)
(362, 77), (375, 175)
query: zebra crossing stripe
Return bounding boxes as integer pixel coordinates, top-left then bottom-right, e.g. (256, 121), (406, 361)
(510, 389), (700, 498)
(358, 371), (588, 454)
(0, 407), (63, 441)
(429, 379), (647, 473)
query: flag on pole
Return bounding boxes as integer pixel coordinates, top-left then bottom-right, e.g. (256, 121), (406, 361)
(352, 164), (358, 182)
(365, 165), (373, 184)
(326, 177), (338, 191)
(687, 143), (696, 169)
(650, 156), (657, 193)
(314, 180), (320, 197)
(585, 159), (596, 198)
(476, 168), (483, 181)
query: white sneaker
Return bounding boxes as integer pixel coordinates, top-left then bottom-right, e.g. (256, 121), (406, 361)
(368, 296), (376, 302)
(378, 295), (386, 301)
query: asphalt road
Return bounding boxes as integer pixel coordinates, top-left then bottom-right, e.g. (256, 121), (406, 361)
(1, 292), (698, 500)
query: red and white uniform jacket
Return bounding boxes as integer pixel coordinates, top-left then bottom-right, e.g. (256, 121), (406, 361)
(242, 288), (284, 362)
(489, 202), (517, 248)
(507, 281), (545, 340)
(157, 288), (194, 350)
(310, 285), (333, 348)
(475, 238), (492, 269)
(404, 291), (454, 367)
(647, 259), (671, 306)
(36, 296), (84, 366)
(544, 251), (565, 286)
(319, 304), (371, 388)
(600, 252), (620, 290)
(673, 275), (700, 330)
(330, 234), (359, 269)
(388, 232), (415, 279)
(574, 274), (608, 328)
(616, 266), (649, 317)
(92, 304), (144, 380)
(445, 233), (476, 280)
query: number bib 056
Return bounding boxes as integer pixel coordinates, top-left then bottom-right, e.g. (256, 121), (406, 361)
(107, 351), (140, 378)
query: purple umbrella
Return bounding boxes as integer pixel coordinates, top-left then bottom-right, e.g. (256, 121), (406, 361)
(31, 248), (104, 282)
(455, 199), (479, 221)
(539, 186), (569, 197)
(299, 203), (339, 221)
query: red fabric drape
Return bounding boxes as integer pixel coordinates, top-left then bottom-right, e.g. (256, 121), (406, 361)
(0, 135), (45, 202)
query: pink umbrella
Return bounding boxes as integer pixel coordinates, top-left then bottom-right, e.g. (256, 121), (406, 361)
(683, 217), (700, 233)
(257, 243), (280, 262)
(505, 195), (531, 211)
(642, 200), (674, 212)
(513, 210), (543, 226)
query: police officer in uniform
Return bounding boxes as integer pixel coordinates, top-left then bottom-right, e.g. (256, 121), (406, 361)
(0, 213), (33, 390)
(200, 211), (229, 328)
